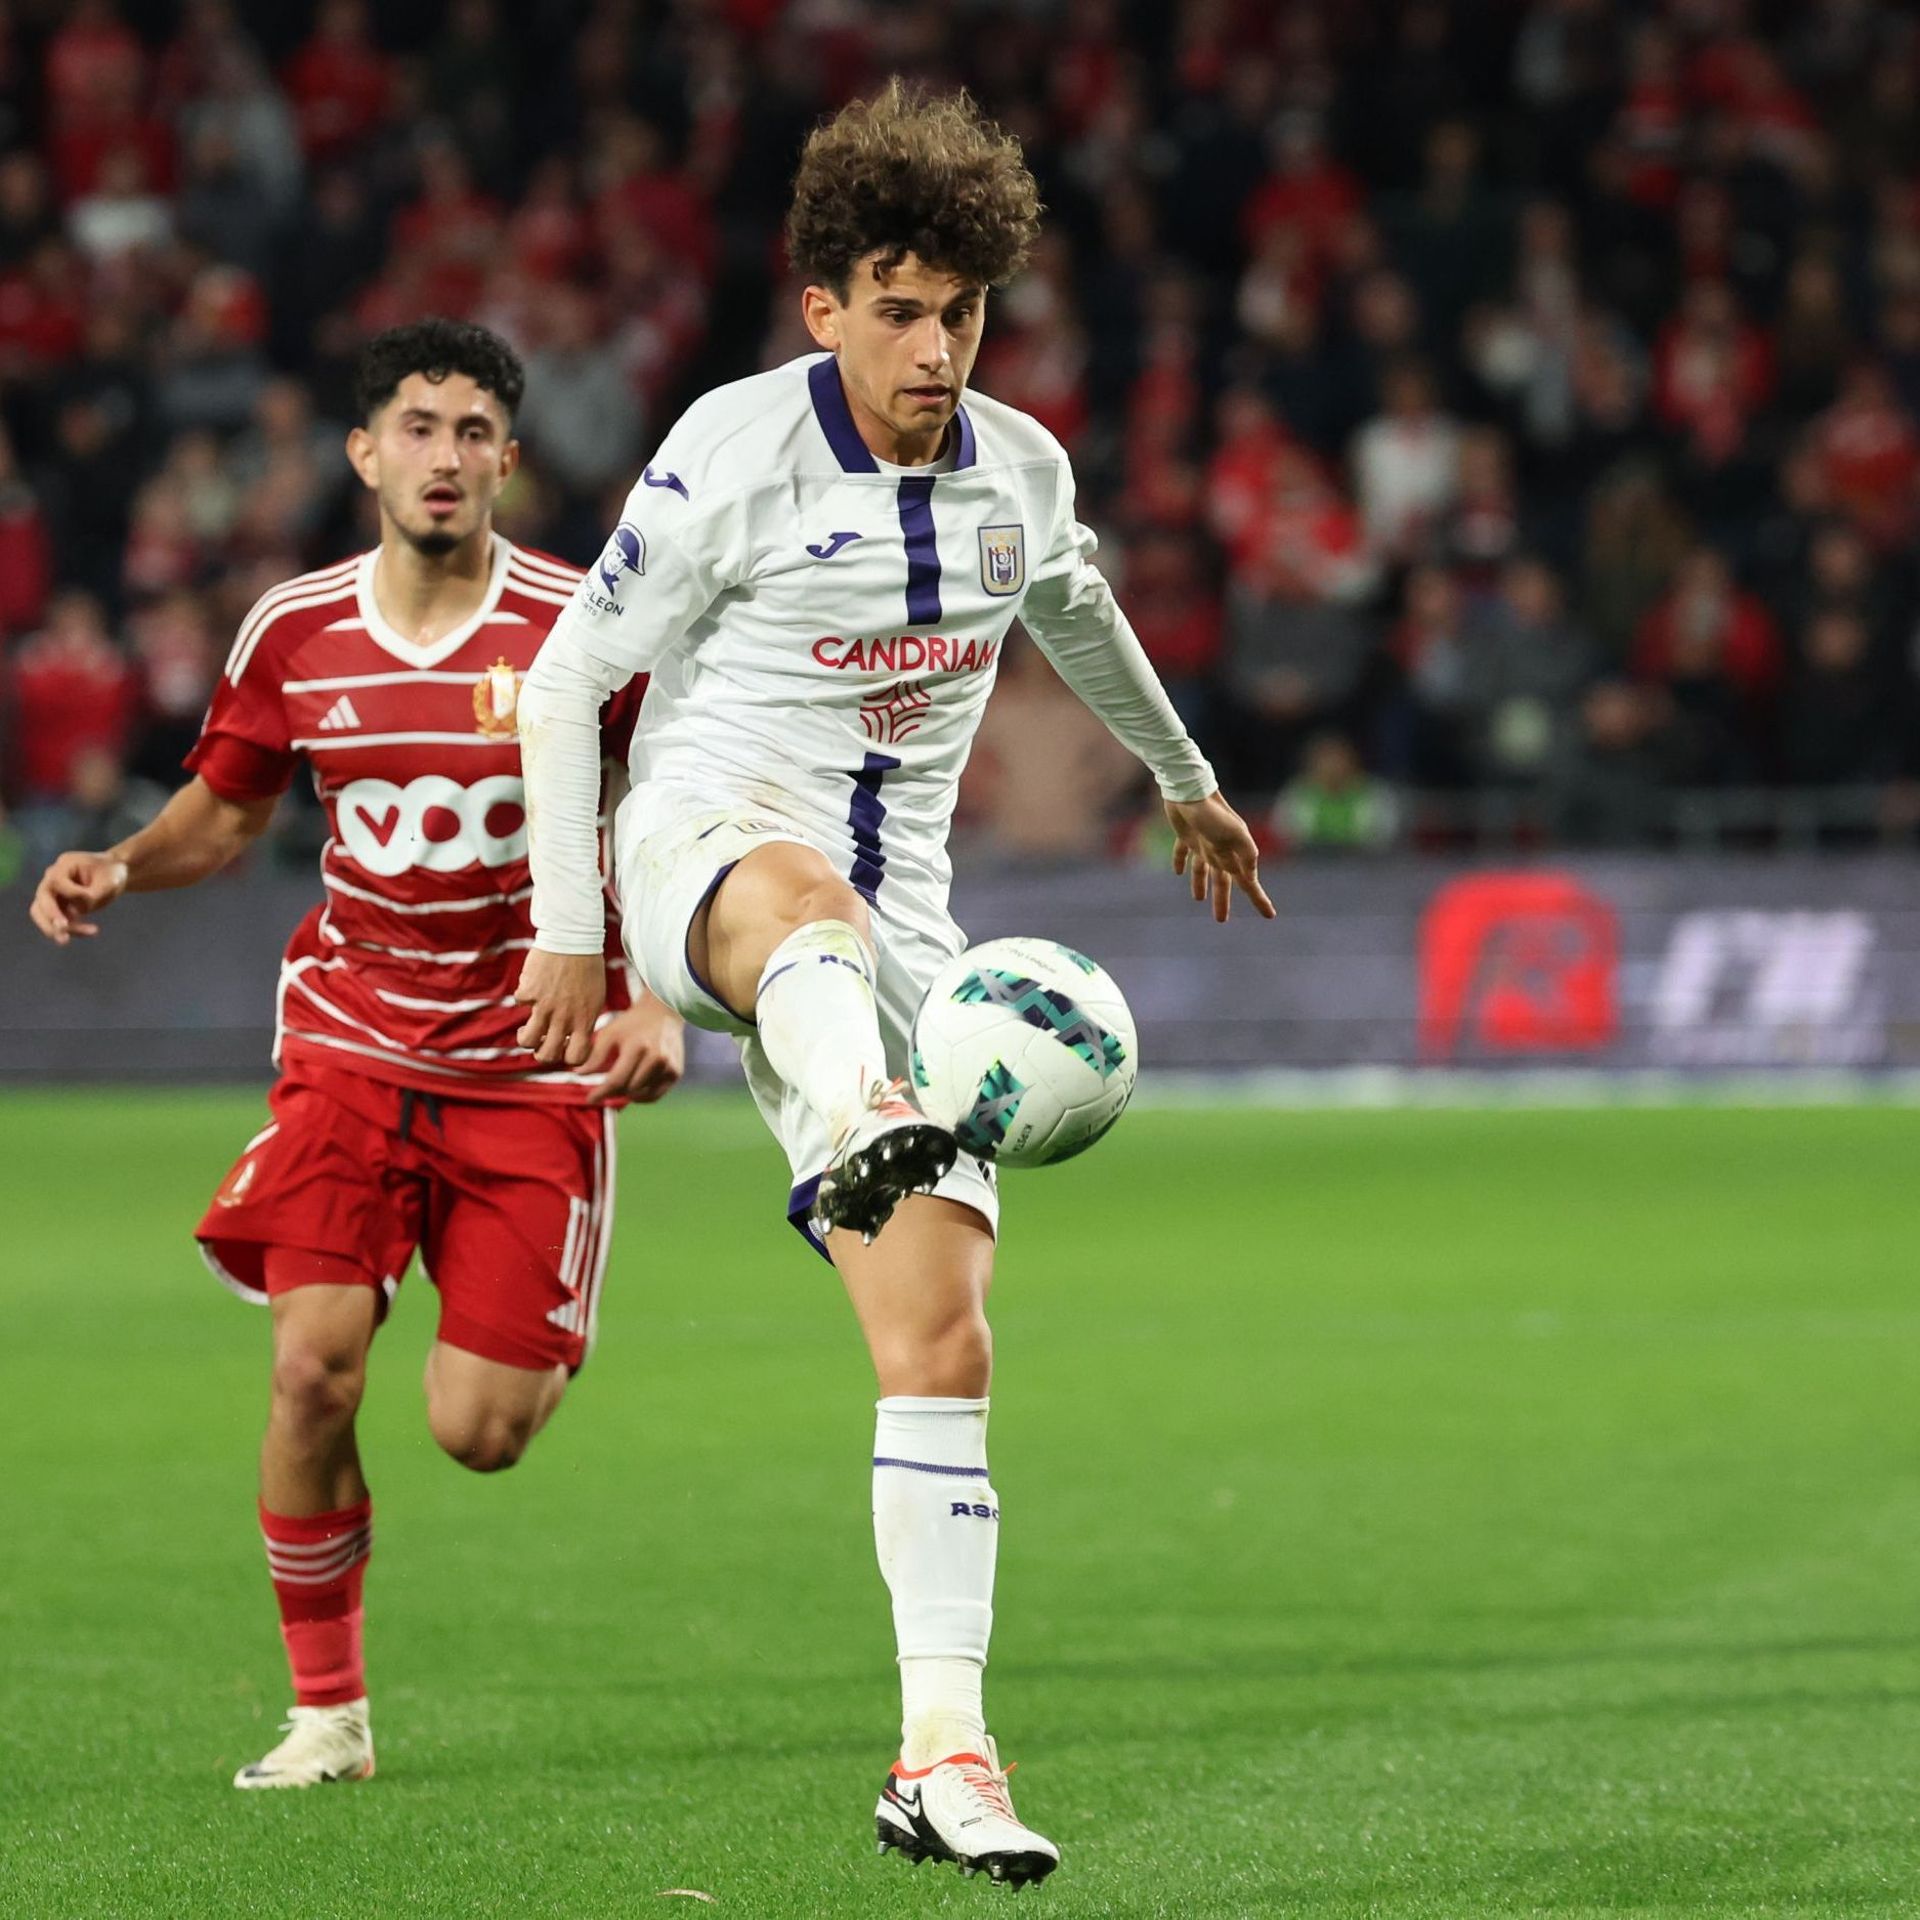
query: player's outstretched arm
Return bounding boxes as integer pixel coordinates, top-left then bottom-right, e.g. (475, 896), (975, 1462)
(1166, 792), (1277, 925)
(28, 776), (277, 945)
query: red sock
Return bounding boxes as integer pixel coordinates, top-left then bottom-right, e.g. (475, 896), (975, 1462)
(259, 1498), (372, 1707)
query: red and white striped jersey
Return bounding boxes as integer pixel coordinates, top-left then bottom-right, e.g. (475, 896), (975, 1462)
(187, 536), (639, 1104)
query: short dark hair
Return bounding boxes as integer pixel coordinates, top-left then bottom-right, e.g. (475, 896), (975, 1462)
(786, 79), (1041, 299)
(353, 319), (525, 425)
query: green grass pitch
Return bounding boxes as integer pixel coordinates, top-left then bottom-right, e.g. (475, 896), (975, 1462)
(2, 1088), (1917, 1918)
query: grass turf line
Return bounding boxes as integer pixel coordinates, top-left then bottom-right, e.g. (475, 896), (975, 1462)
(1, 1089), (1916, 1918)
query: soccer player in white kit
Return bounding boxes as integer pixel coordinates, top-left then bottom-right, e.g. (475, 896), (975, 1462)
(514, 81), (1273, 1886)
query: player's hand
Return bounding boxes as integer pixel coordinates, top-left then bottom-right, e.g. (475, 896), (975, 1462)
(583, 996), (686, 1105)
(514, 948), (607, 1067)
(1165, 792), (1276, 924)
(29, 851), (129, 945)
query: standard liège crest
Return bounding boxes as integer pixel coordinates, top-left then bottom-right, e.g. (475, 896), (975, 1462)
(978, 524), (1025, 597)
(473, 657), (521, 737)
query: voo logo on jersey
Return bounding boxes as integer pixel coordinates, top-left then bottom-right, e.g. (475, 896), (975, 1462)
(336, 775), (527, 876)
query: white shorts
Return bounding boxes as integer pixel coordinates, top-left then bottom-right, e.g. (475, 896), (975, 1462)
(611, 782), (999, 1254)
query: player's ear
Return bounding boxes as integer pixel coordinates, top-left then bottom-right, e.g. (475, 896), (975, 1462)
(801, 283), (840, 351)
(498, 437), (520, 484)
(345, 424), (378, 489)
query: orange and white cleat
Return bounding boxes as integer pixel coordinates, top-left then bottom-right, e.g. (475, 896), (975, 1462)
(813, 1079), (956, 1244)
(232, 1699), (375, 1789)
(874, 1736), (1060, 1887)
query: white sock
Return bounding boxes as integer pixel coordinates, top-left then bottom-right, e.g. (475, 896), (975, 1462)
(755, 921), (887, 1139)
(873, 1395), (995, 1766)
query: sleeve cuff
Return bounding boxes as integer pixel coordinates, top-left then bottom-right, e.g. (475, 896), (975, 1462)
(185, 732), (295, 803)
(532, 932), (613, 957)
(1155, 760), (1218, 805)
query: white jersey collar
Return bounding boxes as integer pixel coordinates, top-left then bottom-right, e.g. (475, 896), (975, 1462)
(355, 534), (511, 668)
(806, 354), (977, 475)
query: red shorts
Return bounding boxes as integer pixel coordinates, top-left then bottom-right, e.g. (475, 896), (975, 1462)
(197, 1067), (617, 1372)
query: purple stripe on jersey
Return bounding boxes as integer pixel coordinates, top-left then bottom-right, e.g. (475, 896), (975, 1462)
(808, 358), (879, 473)
(684, 858), (741, 1016)
(786, 1174), (834, 1262)
(847, 750), (902, 903)
(897, 475), (942, 624)
(953, 405), (977, 469)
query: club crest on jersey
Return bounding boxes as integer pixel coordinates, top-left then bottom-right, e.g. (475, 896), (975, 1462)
(978, 524), (1025, 596)
(472, 657), (521, 737)
(596, 522), (646, 598)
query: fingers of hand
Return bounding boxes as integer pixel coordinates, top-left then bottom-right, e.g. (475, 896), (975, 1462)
(1212, 866), (1232, 923)
(1189, 856), (1206, 903)
(588, 1038), (643, 1102)
(1172, 842), (1188, 877)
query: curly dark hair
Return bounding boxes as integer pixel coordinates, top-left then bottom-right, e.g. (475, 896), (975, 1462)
(353, 319), (526, 425)
(786, 79), (1042, 298)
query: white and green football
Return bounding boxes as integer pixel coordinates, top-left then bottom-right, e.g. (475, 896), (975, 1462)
(910, 937), (1138, 1169)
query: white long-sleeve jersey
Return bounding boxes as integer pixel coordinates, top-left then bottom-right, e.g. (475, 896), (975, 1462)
(518, 353), (1216, 952)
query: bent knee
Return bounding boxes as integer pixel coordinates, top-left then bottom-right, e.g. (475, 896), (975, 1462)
(428, 1403), (539, 1474)
(270, 1344), (366, 1434)
(873, 1312), (993, 1399)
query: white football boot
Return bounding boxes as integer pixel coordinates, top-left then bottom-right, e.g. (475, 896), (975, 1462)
(232, 1699), (375, 1789)
(875, 1737), (1060, 1887)
(813, 1079), (956, 1243)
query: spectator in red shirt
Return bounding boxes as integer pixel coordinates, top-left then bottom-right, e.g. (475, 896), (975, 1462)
(1241, 117), (1362, 277)
(1721, 42), (1818, 178)
(282, 0), (394, 165)
(0, 422), (50, 638)
(1811, 361), (1920, 553)
(1652, 277), (1774, 468)
(3, 590), (138, 859)
(1632, 545), (1779, 781)
(1611, 21), (1686, 209)
(1049, 0), (1126, 141)
(506, 155), (591, 285)
(1205, 385), (1294, 574)
(1116, 525), (1223, 734)
(1633, 546), (1782, 697)
(591, 116), (714, 288)
(44, 0), (146, 137)
(388, 139), (501, 318)
(0, 239), (86, 378)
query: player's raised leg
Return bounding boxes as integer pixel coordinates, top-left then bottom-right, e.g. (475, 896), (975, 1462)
(691, 841), (956, 1239)
(237, 1262), (378, 1789)
(831, 1198), (1058, 1886)
(422, 1343), (567, 1473)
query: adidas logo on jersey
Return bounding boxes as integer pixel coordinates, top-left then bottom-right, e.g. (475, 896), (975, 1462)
(316, 695), (363, 731)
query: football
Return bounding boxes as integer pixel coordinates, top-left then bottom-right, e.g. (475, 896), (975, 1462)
(910, 937), (1139, 1168)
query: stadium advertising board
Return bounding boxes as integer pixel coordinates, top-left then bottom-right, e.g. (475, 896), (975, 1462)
(2, 857), (1913, 1080)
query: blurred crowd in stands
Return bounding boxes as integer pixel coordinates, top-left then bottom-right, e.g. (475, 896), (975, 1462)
(4, 0), (1920, 877)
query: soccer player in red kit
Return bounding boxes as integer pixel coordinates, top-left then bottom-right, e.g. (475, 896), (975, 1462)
(29, 320), (684, 1788)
